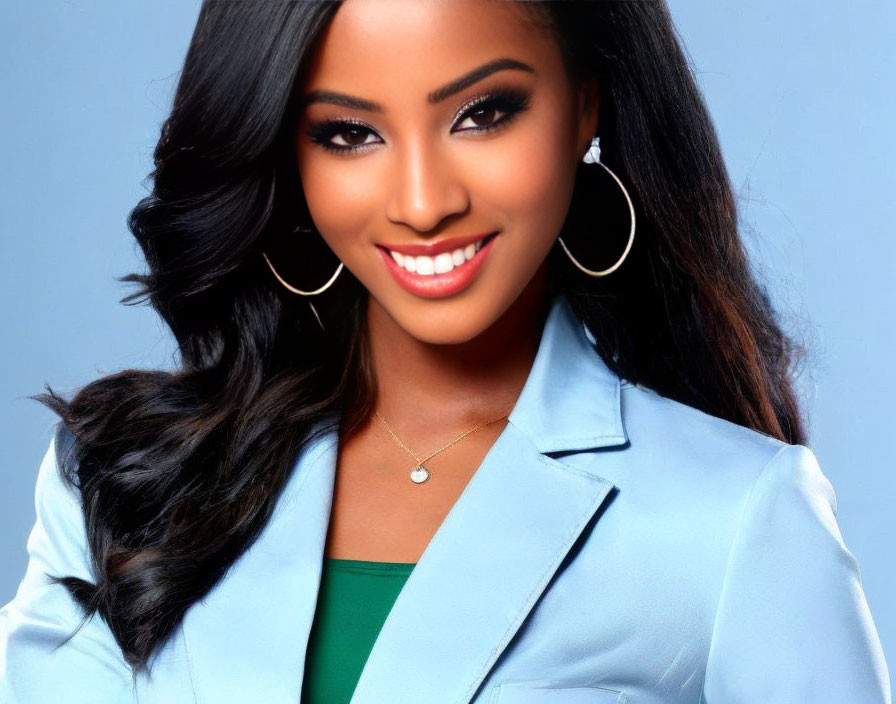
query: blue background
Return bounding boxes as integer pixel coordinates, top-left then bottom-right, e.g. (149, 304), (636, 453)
(2, 0), (893, 681)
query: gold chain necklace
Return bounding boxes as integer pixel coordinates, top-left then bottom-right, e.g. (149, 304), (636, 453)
(374, 410), (510, 484)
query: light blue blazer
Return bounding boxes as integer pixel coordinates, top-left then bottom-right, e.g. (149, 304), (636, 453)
(1, 294), (891, 703)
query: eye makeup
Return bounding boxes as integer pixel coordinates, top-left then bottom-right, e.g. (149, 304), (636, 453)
(304, 87), (532, 155)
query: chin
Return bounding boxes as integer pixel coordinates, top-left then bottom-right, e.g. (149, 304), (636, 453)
(390, 303), (498, 346)
(404, 319), (488, 346)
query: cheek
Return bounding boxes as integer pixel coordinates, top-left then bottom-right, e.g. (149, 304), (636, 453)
(470, 114), (577, 251)
(294, 143), (382, 256)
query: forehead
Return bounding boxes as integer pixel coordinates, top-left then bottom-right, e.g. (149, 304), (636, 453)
(300, 0), (560, 97)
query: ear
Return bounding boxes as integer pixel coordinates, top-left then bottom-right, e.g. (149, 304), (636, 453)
(575, 77), (600, 158)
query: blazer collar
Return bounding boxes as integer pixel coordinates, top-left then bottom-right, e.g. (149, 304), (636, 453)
(507, 292), (627, 453)
(176, 293), (629, 704)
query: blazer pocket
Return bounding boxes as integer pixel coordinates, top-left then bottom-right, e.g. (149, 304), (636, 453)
(493, 683), (626, 703)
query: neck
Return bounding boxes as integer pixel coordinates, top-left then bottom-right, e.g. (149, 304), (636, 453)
(366, 267), (553, 435)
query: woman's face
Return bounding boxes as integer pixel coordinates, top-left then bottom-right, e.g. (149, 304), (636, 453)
(294, 0), (598, 344)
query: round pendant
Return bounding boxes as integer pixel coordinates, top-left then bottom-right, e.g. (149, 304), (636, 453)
(409, 465), (430, 484)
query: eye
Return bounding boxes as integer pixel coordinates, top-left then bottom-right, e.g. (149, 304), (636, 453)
(329, 125), (379, 149)
(306, 118), (382, 154)
(452, 89), (531, 134)
(454, 103), (505, 131)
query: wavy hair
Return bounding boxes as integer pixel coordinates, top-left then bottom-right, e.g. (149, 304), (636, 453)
(34, 0), (806, 673)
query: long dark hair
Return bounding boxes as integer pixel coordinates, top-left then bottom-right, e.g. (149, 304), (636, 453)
(34, 0), (806, 673)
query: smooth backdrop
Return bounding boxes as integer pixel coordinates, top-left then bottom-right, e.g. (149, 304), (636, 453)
(2, 0), (893, 682)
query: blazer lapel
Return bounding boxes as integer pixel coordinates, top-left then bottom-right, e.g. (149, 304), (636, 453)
(350, 295), (628, 703)
(179, 416), (341, 703)
(349, 422), (619, 703)
(180, 293), (629, 704)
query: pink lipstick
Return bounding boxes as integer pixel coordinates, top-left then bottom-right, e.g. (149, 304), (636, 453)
(377, 231), (498, 299)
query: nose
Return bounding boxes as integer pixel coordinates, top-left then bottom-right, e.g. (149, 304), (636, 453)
(384, 135), (470, 234)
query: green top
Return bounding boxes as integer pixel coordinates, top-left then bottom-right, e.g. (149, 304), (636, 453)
(300, 557), (417, 704)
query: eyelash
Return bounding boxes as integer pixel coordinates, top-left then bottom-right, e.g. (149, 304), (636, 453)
(305, 88), (531, 155)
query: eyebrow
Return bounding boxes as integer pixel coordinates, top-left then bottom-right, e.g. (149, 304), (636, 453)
(301, 57), (535, 112)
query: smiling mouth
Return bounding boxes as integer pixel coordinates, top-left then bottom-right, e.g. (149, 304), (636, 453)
(378, 232), (498, 276)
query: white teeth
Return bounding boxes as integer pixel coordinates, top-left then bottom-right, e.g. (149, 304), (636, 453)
(390, 235), (491, 276)
(433, 252), (454, 274)
(415, 256), (435, 275)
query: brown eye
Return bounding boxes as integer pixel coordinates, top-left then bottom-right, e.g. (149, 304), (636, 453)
(452, 90), (530, 134)
(306, 118), (382, 153)
(469, 106), (497, 127)
(340, 127), (369, 146)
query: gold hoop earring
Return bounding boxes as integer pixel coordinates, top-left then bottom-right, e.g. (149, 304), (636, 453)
(557, 136), (636, 277)
(261, 226), (344, 332)
(261, 250), (343, 296)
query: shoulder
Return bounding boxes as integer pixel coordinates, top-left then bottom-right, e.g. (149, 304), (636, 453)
(0, 424), (136, 703)
(620, 378), (785, 456)
(613, 380), (832, 545)
(19, 422), (92, 582)
(618, 377), (791, 482)
(39, 421), (82, 510)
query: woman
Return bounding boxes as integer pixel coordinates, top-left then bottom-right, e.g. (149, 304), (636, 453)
(1, 1), (890, 702)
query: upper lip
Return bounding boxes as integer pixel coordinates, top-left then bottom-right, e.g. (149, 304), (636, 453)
(379, 232), (496, 257)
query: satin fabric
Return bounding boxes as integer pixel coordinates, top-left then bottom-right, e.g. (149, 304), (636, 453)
(1, 293), (890, 703)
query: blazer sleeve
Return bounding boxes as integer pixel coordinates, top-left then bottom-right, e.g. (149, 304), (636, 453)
(702, 443), (891, 703)
(0, 425), (136, 703)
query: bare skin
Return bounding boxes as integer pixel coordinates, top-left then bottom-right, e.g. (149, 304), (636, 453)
(329, 279), (548, 562)
(293, 0), (599, 562)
